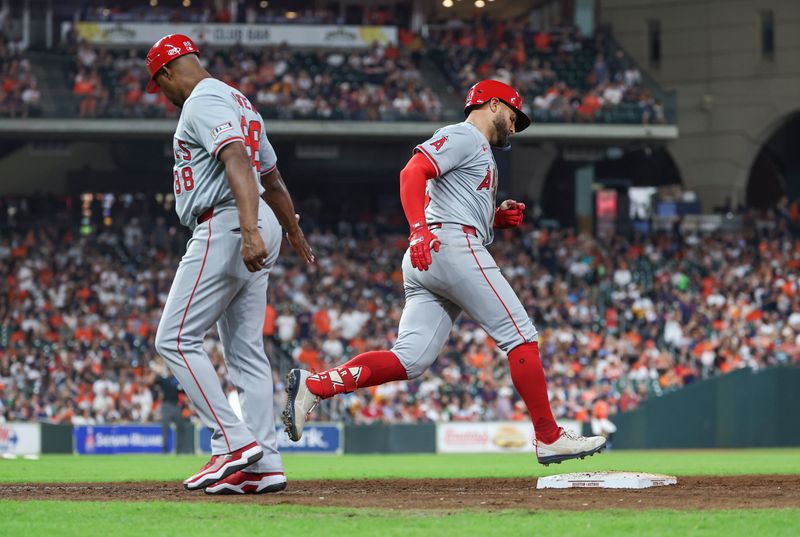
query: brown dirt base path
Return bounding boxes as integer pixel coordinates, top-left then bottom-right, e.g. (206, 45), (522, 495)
(1, 475), (799, 511)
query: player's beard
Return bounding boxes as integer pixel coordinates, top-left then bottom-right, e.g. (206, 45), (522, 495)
(492, 116), (511, 148)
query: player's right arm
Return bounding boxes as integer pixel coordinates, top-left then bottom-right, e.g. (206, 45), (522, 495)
(219, 142), (269, 272)
(400, 152), (439, 271)
(402, 125), (473, 271)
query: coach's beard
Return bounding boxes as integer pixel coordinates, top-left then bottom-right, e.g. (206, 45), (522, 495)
(492, 116), (511, 148)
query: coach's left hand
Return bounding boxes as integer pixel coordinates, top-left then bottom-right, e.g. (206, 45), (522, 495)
(287, 214), (315, 264)
(494, 200), (526, 229)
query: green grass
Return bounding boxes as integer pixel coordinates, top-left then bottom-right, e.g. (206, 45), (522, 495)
(1, 501), (798, 537)
(1, 449), (799, 483)
(2, 450), (798, 536)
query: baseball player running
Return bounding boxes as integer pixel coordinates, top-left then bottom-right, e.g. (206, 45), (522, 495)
(283, 80), (606, 465)
(147, 34), (313, 494)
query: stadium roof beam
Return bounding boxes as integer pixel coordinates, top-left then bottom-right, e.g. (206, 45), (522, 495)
(0, 119), (678, 143)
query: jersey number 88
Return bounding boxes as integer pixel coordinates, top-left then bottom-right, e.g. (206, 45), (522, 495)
(174, 167), (194, 195)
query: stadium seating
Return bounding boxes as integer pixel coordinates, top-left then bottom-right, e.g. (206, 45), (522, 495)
(65, 43), (440, 121)
(50, 18), (669, 124)
(428, 23), (664, 124)
(1, 196), (796, 426)
(0, 36), (41, 118)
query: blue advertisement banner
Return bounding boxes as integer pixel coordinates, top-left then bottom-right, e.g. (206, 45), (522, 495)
(198, 423), (342, 454)
(74, 425), (173, 454)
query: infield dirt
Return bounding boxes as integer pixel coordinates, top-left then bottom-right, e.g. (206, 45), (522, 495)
(2, 475), (798, 511)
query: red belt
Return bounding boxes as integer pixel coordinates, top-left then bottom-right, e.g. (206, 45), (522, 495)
(428, 223), (477, 237)
(197, 208), (214, 224)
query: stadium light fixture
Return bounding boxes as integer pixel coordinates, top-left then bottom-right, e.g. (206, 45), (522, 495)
(149, 0), (158, 7)
(443, 0), (453, 6)
(182, 0), (191, 7)
(475, 0), (485, 7)
(260, 0), (268, 7)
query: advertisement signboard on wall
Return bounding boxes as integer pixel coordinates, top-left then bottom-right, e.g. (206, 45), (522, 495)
(62, 22), (397, 48)
(0, 423), (41, 455)
(436, 420), (583, 454)
(74, 425), (173, 455)
(198, 423), (343, 454)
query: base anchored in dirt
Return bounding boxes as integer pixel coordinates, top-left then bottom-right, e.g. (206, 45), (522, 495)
(537, 471), (678, 489)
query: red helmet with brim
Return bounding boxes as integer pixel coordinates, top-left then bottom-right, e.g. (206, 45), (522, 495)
(464, 79), (531, 132)
(145, 34), (200, 93)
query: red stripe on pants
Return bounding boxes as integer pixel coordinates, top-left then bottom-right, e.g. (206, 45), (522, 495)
(176, 218), (232, 452)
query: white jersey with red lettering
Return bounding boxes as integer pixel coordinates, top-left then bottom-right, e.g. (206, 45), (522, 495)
(414, 121), (498, 245)
(172, 77), (277, 229)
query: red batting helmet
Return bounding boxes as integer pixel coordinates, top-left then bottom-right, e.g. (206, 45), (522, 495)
(464, 80), (531, 132)
(145, 34), (200, 93)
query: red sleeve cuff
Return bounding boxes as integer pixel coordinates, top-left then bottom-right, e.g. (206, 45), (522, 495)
(414, 145), (441, 177)
(212, 136), (245, 159)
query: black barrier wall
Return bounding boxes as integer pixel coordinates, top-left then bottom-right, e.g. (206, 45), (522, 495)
(41, 423), (73, 454)
(344, 423), (436, 454)
(605, 366), (800, 449)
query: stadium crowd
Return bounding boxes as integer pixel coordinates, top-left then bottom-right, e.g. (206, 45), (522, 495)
(0, 36), (41, 118)
(429, 21), (663, 124)
(1, 196), (798, 429)
(68, 42), (440, 121)
(59, 16), (664, 123)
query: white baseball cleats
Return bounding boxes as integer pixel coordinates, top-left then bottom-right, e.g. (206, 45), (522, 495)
(535, 428), (607, 466)
(282, 368), (319, 441)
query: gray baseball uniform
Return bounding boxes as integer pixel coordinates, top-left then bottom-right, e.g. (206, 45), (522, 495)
(392, 122), (538, 378)
(155, 78), (282, 473)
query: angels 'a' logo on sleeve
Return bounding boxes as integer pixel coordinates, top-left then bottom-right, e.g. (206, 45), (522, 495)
(211, 121), (234, 140)
(431, 135), (448, 151)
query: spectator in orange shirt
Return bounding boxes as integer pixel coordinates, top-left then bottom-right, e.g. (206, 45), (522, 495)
(295, 340), (322, 372)
(73, 69), (98, 117)
(467, 344), (489, 369)
(263, 304), (277, 337)
(577, 90), (602, 121)
(313, 307), (331, 336)
(533, 31), (551, 51)
(590, 397), (617, 446)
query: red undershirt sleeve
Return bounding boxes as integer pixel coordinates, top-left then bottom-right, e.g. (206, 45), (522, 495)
(399, 152), (438, 229)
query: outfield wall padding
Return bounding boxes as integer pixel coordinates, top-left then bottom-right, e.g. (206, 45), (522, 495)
(608, 366), (800, 449)
(41, 423), (74, 454)
(344, 423), (436, 454)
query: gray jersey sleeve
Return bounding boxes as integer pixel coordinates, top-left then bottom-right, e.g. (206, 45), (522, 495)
(414, 125), (475, 177)
(258, 117), (278, 175)
(185, 93), (246, 160)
